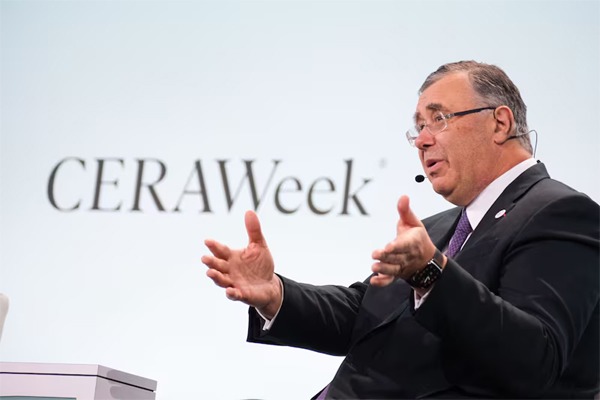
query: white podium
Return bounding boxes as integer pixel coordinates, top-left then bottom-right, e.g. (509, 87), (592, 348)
(0, 362), (157, 400)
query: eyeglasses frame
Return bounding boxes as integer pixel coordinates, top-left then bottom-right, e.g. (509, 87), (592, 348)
(406, 106), (497, 147)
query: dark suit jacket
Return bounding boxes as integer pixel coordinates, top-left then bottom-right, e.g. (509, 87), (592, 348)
(247, 163), (600, 398)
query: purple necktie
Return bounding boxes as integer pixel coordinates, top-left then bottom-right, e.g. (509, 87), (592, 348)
(316, 385), (329, 400)
(445, 209), (472, 258)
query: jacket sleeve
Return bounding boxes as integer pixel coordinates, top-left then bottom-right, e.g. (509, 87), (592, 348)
(415, 194), (600, 396)
(247, 275), (367, 356)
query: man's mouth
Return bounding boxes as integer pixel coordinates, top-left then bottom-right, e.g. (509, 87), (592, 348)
(424, 158), (445, 175)
(426, 159), (440, 168)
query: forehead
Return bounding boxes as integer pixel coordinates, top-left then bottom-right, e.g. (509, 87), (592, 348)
(414, 72), (476, 119)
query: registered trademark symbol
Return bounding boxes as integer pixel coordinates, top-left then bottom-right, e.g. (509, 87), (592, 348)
(379, 158), (387, 168)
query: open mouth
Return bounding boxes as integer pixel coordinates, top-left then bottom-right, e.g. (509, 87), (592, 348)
(426, 159), (439, 168)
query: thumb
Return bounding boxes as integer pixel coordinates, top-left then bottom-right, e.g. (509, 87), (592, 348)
(397, 195), (422, 228)
(245, 210), (267, 247)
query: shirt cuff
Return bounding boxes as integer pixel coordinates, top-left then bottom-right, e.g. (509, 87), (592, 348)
(256, 277), (285, 330)
(414, 286), (433, 309)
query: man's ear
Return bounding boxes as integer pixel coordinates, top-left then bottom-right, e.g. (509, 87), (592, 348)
(492, 106), (516, 144)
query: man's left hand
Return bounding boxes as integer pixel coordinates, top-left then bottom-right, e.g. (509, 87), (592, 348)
(370, 195), (438, 287)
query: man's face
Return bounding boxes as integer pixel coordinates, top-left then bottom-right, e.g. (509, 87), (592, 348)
(414, 72), (500, 206)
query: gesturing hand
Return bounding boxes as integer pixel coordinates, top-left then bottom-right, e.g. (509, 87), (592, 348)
(202, 211), (282, 318)
(370, 195), (438, 287)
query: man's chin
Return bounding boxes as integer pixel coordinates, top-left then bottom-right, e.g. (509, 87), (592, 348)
(430, 178), (449, 196)
(431, 181), (460, 205)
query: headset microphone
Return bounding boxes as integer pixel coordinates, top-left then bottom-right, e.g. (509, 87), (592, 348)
(415, 175), (426, 183)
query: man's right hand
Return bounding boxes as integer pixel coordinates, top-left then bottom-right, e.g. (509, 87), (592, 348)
(201, 210), (282, 319)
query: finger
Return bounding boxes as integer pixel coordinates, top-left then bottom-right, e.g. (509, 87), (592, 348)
(206, 268), (233, 288)
(370, 273), (395, 287)
(376, 252), (404, 265)
(245, 210), (267, 247)
(201, 255), (230, 273)
(371, 248), (384, 260)
(371, 261), (400, 277)
(372, 240), (399, 257)
(372, 243), (407, 263)
(225, 287), (243, 301)
(397, 195), (423, 229)
(204, 239), (232, 260)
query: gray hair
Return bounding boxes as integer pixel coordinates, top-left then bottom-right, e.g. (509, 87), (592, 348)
(420, 61), (533, 154)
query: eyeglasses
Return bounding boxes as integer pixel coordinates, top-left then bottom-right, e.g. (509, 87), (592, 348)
(406, 106), (496, 147)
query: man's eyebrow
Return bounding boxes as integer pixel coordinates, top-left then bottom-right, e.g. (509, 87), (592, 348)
(413, 103), (445, 122)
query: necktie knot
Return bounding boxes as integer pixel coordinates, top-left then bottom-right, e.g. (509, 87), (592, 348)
(446, 209), (472, 258)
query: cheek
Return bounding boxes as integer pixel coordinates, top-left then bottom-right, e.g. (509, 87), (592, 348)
(446, 132), (484, 170)
(445, 141), (466, 170)
(443, 144), (478, 191)
(450, 143), (493, 188)
(448, 148), (468, 174)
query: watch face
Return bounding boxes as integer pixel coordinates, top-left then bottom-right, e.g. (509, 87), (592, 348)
(420, 265), (441, 288)
(408, 260), (442, 289)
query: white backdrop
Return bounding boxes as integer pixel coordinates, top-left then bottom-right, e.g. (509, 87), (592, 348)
(1, 1), (598, 399)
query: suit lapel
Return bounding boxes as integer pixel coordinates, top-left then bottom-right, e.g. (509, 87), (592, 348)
(460, 162), (550, 254)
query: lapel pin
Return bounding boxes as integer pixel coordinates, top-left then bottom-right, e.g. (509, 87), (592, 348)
(495, 209), (506, 219)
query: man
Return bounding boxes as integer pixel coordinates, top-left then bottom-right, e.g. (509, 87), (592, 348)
(202, 61), (599, 398)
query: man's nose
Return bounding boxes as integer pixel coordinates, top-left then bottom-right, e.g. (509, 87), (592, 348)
(414, 129), (435, 150)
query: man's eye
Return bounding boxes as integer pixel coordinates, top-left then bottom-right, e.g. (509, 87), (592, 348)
(416, 123), (426, 133)
(433, 114), (444, 122)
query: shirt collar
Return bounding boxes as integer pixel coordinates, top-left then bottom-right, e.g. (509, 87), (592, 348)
(466, 158), (537, 230)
